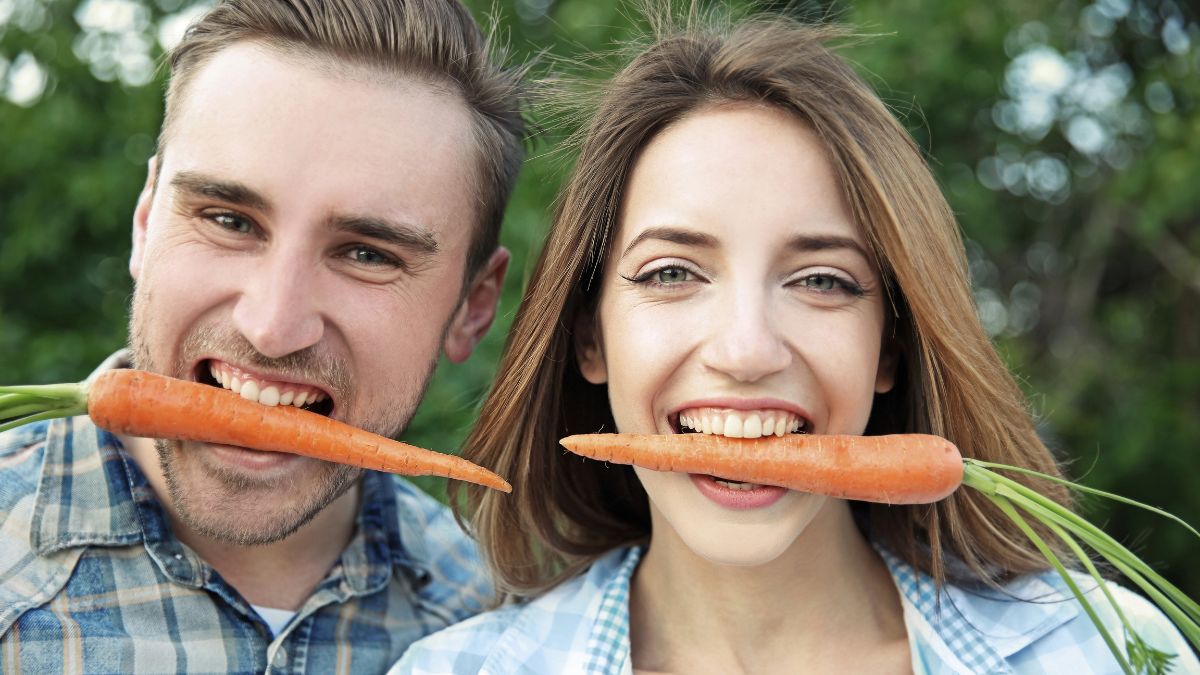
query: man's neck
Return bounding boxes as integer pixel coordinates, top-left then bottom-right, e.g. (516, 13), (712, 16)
(122, 434), (362, 611)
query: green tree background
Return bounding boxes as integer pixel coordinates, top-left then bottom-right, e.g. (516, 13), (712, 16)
(2, 0), (1197, 600)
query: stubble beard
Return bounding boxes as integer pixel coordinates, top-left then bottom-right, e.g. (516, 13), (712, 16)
(127, 285), (440, 546)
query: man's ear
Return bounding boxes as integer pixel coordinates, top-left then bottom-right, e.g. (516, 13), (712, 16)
(875, 334), (899, 395)
(444, 247), (510, 364)
(574, 310), (607, 385)
(129, 155), (158, 280)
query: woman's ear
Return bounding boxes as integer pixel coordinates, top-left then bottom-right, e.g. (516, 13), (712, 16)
(574, 311), (608, 385)
(875, 335), (899, 395)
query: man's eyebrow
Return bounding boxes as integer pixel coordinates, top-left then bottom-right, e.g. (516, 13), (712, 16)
(621, 226), (718, 259)
(331, 216), (440, 256)
(170, 171), (272, 213)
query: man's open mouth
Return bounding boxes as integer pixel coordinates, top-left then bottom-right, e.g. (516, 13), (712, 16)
(196, 359), (335, 417)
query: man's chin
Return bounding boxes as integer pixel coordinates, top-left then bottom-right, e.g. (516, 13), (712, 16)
(156, 439), (360, 545)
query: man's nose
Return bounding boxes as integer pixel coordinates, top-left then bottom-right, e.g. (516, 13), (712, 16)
(230, 252), (324, 359)
(698, 289), (792, 383)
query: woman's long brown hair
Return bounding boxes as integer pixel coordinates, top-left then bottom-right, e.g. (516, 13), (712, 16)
(453, 8), (1072, 597)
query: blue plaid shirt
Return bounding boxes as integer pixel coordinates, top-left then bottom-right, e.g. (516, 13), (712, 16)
(394, 545), (1198, 674)
(0, 415), (491, 674)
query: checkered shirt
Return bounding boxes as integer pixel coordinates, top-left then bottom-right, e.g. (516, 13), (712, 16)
(0, 414), (492, 674)
(394, 545), (1198, 674)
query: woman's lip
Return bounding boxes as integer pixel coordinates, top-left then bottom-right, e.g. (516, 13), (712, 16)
(671, 398), (811, 418)
(689, 473), (788, 510)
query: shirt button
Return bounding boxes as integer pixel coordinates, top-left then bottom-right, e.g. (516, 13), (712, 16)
(174, 553), (183, 560)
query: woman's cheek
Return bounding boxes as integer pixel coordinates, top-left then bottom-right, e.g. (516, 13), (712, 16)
(602, 301), (695, 433)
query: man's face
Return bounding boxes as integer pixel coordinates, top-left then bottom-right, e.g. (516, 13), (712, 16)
(128, 43), (484, 544)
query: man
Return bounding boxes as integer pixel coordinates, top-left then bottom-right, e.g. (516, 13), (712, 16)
(0, 0), (524, 672)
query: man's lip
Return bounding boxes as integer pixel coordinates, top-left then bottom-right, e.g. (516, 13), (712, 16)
(194, 358), (333, 399)
(204, 442), (305, 471)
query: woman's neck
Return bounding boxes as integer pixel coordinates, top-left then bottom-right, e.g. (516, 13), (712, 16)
(629, 501), (909, 675)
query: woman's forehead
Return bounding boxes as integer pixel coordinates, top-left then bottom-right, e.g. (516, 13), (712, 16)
(612, 105), (864, 254)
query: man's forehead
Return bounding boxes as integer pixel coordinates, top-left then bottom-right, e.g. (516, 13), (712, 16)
(159, 41), (478, 247)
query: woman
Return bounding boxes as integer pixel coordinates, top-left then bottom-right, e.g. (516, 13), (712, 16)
(395, 10), (1194, 674)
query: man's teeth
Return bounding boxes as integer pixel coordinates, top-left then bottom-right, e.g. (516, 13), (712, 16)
(678, 410), (805, 438)
(209, 364), (326, 408)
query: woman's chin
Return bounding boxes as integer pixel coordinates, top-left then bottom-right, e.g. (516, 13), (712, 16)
(672, 520), (811, 568)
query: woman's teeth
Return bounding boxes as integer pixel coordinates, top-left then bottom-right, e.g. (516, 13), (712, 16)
(209, 363), (326, 408)
(677, 409), (805, 438)
(713, 477), (761, 490)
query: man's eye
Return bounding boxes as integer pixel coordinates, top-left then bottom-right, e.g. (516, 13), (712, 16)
(212, 213), (253, 234)
(346, 246), (400, 267)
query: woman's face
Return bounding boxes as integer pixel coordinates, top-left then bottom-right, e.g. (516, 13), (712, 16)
(577, 104), (895, 566)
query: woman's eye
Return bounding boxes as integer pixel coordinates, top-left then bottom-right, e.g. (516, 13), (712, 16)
(654, 266), (691, 284)
(795, 272), (865, 297)
(621, 263), (700, 289)
(211, 213), (253, 234)
(800, 274), (838, 292)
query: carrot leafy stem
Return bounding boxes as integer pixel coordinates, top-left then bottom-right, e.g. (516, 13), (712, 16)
(963, 459), (1197, 674)
(0, 383), (88, 432)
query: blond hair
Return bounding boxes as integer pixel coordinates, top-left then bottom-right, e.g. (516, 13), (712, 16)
(456, 10), (1072, 596)
(160, 0), (525, 276)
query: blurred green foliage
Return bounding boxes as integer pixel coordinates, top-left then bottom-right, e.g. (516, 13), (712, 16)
(1, 0), (1197, 602)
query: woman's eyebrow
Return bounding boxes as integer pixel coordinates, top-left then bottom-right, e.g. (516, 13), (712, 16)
(786, 233), (869, 259)
(620, 226), (718, 259)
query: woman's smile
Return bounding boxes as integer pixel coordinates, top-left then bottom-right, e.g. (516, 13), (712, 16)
(573, 103), (896, 567)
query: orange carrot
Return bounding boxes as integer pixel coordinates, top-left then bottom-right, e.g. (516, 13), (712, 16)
(1, 369), (510, 492)
(559, 433), (961, 504)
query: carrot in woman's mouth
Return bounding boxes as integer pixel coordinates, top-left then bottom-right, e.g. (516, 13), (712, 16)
(559, 432), (962, 504)
(1, 369), (512, 493)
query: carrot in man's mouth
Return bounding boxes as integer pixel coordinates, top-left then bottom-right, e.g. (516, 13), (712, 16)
(0, 369), (511, 493)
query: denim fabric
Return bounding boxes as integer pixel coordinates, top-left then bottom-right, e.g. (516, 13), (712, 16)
(0, 410), (490, 674)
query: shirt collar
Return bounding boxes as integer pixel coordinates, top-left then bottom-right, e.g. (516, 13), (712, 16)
(877, 544), (1079, 671)
(338, 470), (416, 596)
(583, 547), (643, 674)
(30, 417), (143, 555)
(572, 544), (1079, 673)
(31, 349), (150, 555)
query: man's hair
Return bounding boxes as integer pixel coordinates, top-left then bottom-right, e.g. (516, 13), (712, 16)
(160, 0), (525, 278)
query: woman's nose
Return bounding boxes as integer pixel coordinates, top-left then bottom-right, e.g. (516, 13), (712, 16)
(698, 291), (792, 382)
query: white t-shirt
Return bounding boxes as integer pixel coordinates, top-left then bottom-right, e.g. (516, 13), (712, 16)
(252, 604), (297, 637)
